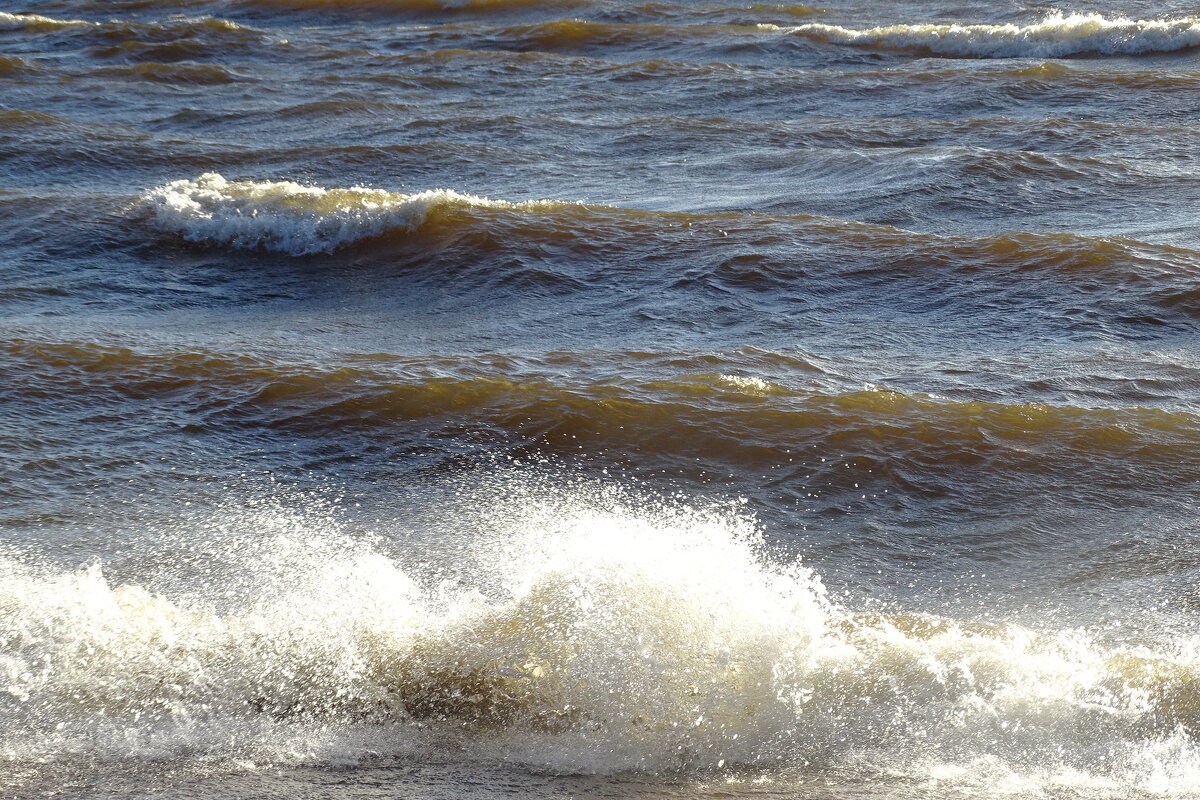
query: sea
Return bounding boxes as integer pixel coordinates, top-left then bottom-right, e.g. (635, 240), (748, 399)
(3, 1), (1200, 798)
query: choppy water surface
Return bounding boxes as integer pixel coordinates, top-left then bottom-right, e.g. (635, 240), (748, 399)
(3, 0), (1200, 797)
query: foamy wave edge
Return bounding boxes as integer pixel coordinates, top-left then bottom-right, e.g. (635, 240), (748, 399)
(142, 173), (569, 255)
(772, 12), (1200, 57)
(0, 11), (255, 33)
(0, 11), (91, 29)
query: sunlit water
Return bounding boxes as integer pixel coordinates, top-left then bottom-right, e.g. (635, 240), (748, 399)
(3, 1), (1200, 797)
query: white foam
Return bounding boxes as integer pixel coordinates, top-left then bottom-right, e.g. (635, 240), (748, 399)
(773, 12), (1200, 58)
(0, 12), (254, 34)
(2, 483), (1199, 794)
(716, 374), (779, 394)
(142, 173), (562, 255)
(0, 11), (91, 29)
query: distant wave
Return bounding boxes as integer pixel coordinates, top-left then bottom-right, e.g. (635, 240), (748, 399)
(252, 0), (588, 11)
(375, 13), (1200, 57)
(130, 0), (822, 17)
(0, 11), (90, 30)
(775, 12), (1200, 57)
(142, 173), (569, 255)
(0, 11), (256, 37)
(394, 18), (768, 51)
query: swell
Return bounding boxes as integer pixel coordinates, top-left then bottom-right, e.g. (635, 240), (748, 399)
(29, 52), (1200, 123)
(389, 18), (775, 54)
(89, 61), (243, 84)
(137, 172), (1189, 257)
(0, 12), (282, 85)
(108, 0), (825, 21)
(591, 2), (826, 26)
(370, 45), (1200, 100)
(246, 0), (590, 11)
(141, 99), (1192, 163)
(9, 10), (1200, 66)
(428, 46), (1200, 103)
(10, 111), (1178, 191)
(8, 339), (1200, 490)
(103, 47), (1200, 134)
(577, 112), (1196, 162)
(131, 174), (1200, 319)
(5, 178), (1192, 322)
(1, 488), (1199, 793)
(174, 12), (1200, 59)
(258, 13), (1200, 60)
(0, 122), (523, 184)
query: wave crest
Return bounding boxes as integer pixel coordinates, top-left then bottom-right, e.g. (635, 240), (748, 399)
(0, 11), (90, 30)
(777, 12), (1200, 57)
(142, 173), (566, 255)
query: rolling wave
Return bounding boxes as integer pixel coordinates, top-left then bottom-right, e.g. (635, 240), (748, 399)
(0, 11), (89, 30)
(111, 0), (824, 19)
(92, 62), (243, 84)
(0, 12), (255, 37)
(251, 0), (589, 11)
(2, 485), (1198, 794)
(137, 175), (1200, 298)
(128, 173), (1200, 326)
(8, 340), (1200, 489)
(778, 12), (1200, 58)
(398, 17), (767, 51)
(142, 173), (570, 255)
(7, 9), (1200, 61)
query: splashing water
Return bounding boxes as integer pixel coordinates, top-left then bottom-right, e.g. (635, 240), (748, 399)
(2, 480), (1198, 797)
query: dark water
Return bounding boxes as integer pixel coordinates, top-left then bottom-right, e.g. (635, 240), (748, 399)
(4, 1), (1200, 797)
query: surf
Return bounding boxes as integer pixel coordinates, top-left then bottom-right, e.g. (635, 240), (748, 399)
(2, 482), (1198, 795)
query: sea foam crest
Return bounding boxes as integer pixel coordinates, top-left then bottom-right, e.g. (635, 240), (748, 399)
(0, 11), (91, 29)
(143, 173), (561, 255)
(775, 12), (1200, 57)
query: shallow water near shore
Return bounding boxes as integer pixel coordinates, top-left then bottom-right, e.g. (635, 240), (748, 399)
(3, 0), (1200, 797)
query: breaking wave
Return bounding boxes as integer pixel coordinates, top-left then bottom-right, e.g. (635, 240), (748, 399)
(142, 173), (569, 255)
(0, 11), (89, 31)
(777, 12), (1200, 58)
(0, 12), (253, 36)
(135, 175), (1200, 300)
(1, 483), (1199, 796)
